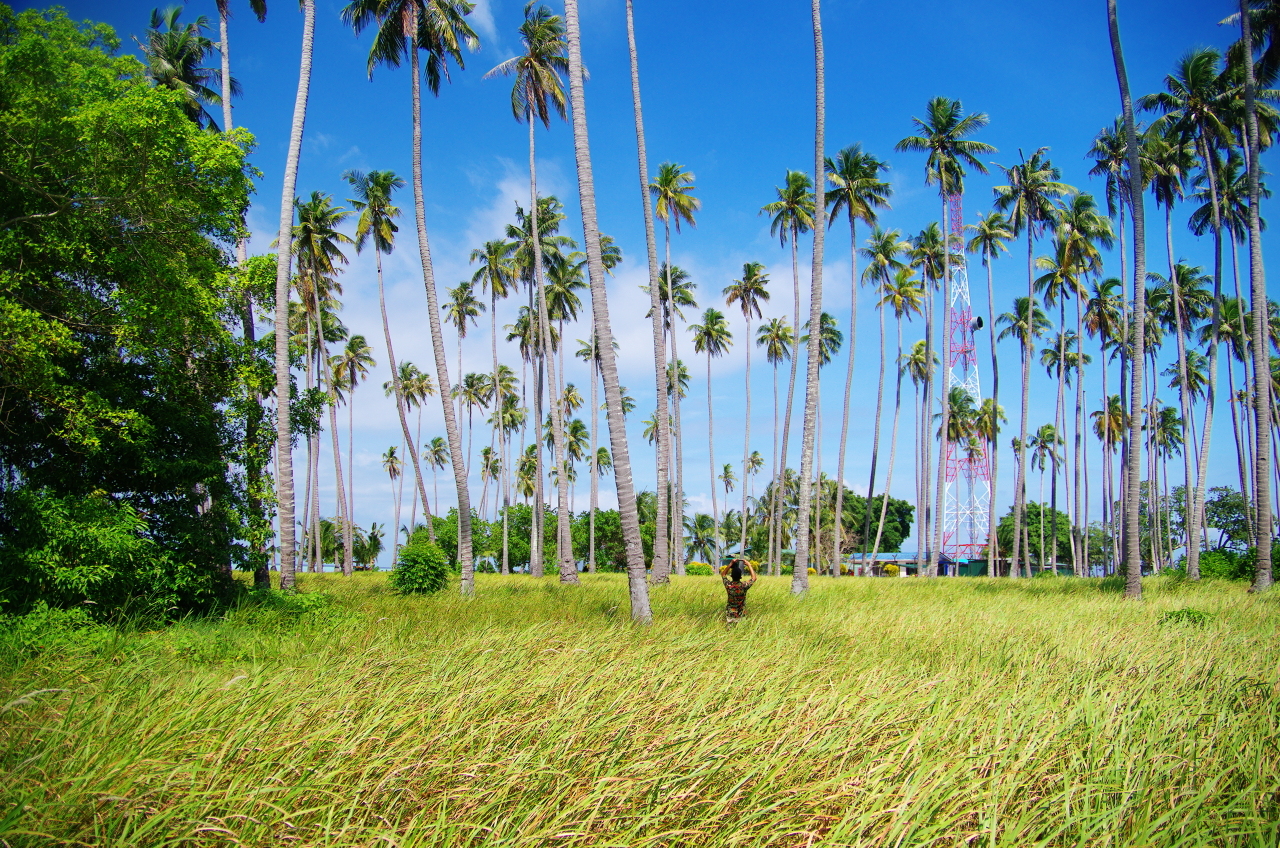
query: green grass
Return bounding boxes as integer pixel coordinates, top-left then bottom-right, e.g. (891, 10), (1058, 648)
(3, 574), (1279, 846)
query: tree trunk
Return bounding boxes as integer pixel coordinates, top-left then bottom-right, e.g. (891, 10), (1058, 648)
(706, 351), (719, 565)
(776, 229), (802, 578)
(271, 0), (315, 590)
(985, 250), (1001, 576)
(565, 0), (651, 619)
(1012, 230), (1034, 579)
(663, 220), (685, 580)
(870, 318), (906, 564)
(861, 292), (887, 568)
(321, 351), (351, 575)
(589, 333), (598, 573)
(1108, 0), (1146, 599)
(930, 196), (952, 579)
(627, 0), (670, 584)
(408, 35), (472, 593)
(833, 216), (859, 574)
(741, 314), (754, 558)
(791, 0), (825, 593)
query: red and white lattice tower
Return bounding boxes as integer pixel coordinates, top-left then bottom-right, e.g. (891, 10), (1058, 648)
(942, 193), (990, 562)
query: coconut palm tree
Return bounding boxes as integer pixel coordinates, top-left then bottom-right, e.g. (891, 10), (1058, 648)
(649, 162), (700, 581)
(625, 0), (671, 589)
(382, 446), (402, 559)
(215, 0), (266, 139)
(1028, 423), (1063, 571)
(1106, 0), (1152, 597)
(896, 96), (996, 577)
(484, 0), (578, 578)
(345, 169), (436, 543)
(757, 317), (794, 574)
(334, 334), (375, 562)
(869, 269), (924, 565)
(136, 6), (229, 131)
(562, 0), (652, 612)
(901, 338), (937, 566)
(691, 308), (734, 561)
(343, 0), (480, 592)
(270, 0), (317, 589)
(760, 170), (815, 574)
(966, 211), (1013, 572)
(826, 144), (891, 572)
(993, 149), (1073, 578)
(859, 226), (912, 565)
(722, 261), (770, 557)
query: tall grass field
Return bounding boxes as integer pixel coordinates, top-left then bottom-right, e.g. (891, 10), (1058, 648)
(3, 574), (1278, 846)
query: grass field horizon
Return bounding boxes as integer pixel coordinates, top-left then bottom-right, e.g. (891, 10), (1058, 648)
(3, 573), (1279, 846)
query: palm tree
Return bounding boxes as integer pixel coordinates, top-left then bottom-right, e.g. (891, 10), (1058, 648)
(760, 170), (814, 574)
(270, 0), (317, 589)
(382, 446), (403, 560)
(908, 221), (947, 572)
(996, 296), (1051, 576)
(345, 168), (437, 548)
(649, 161), (700, 582)
(859, 227), (911, 566)
(136, 6), (229, 131)
(424, 436), (450, 523)
(563, 0), (652, 614)
(1029, 423), (1063, 571)
(869, 269), (924, 565)
(443, 280), (485, 432)
(757, 317), (794, 574)
(343, 0), (480, 591)
(722, 262), (770, 558)
(1106, 0), (1151, 597)
(691, 308), (733, 562)
(896, 96), (996, 577)
(334, 334), (375, 568)
(625, 0), (671, 589)
(993, 148), (1072, 578)
(487, 3), (576, 581)
(215, 0), (266, 138)
(902, 338), (937, 566)
(967, 211), (1013, 572)
(471, 236), (517, 564)
(826, 144), (891, 572)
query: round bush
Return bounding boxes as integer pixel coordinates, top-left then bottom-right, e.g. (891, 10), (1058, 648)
(686, 562), (713, 576)
(389, 540), (450, 595)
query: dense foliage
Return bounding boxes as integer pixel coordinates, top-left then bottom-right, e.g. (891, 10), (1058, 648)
(0, 7), (259, 617)
(388, 538), (450, 594)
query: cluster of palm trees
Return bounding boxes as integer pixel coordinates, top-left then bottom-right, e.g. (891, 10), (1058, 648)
(145, 0), (1277, 611)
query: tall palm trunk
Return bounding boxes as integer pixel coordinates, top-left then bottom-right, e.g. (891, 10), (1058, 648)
(562, 0), (650, 617)
(768, 362), (780, 574)
(1012, 231), (1034, 578)
(829, 222), (860, 573)
(706, 350), (720, 563)
(791, 0), (825, 592)
(870, 316), (906, 563)
(625, 0), (670, 582)
(775, 228), (802, 576)
(321, 352), (352, 575)
(930, 199), (953, 578)
(861, 294), (887, 566)
(588, 336), (598, 573)
(489, 282), (510, 573)
(1074, 295), (1087, 575)
(663, 223), (685, 578)
(740, 314), (754, 558)
(1241, 1), (1274, 591)
(1109, 0), (1146, 598)
(271, 0), (315, 590)
(377, 251), (434, 545)
(526, 119), (577, 583)
(408, 29), (472, 593)
(985, 249), (1001, 575)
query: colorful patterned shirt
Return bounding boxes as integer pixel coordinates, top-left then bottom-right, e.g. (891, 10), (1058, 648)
(722, 574), (757, 619)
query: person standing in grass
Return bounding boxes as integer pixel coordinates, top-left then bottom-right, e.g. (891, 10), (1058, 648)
(722, 558), (758, 622)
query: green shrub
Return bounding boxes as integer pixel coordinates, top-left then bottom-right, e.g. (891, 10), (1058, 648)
(1200, 550), (1251, 581)
(389, 540), (450, 595)
(685, 563), (713, 576)
(0, 601), (114, 658)
(1160, 607), (1213, 628)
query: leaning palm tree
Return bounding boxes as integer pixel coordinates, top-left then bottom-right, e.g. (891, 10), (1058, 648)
(344, 169), (436, 544)
(896, 95), (997, 578)
(993, 148), (1073, 578)
(270, 0), (317, 589)
(562, 0), (651, 615)
(342, 0), (480, 593)
(649, 161), (700, 581)
(625, 0), (671, 587)
(1106, 0), (1151, 598)
(382, 446), (403, 558)
(486, 3), (576, 582)
(722, 262), (770, 558)
(825, 144), (891, 572)
(966, 211), (1013, 574)
(760, 170), (815, 573)
(334, 334), (376, 567)
(691, 308), (734, 562)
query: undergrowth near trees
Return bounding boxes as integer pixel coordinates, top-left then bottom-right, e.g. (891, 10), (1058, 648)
(2, 574), (1277, 846)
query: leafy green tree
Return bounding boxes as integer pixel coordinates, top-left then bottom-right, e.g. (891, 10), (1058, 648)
(0, 8), (256, 615)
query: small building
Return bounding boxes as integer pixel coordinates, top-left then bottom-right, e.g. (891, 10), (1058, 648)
(845, 551), (958, 577)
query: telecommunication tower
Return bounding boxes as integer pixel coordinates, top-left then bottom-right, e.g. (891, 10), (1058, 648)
(942, 193), (990, 565)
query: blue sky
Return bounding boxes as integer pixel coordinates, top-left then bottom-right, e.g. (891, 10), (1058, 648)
(26, 0), (1274, 563)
